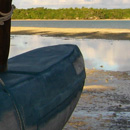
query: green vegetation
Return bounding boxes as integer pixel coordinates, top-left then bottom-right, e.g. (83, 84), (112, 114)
(12, 7), (130, 20)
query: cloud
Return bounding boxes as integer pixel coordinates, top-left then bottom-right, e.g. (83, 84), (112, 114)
(123, 0), (129, 3)
(13, 0), (130, 9)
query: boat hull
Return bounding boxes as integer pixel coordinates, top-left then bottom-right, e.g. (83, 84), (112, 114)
(0, 44), (86, 130)
(39, 91), (82, 130)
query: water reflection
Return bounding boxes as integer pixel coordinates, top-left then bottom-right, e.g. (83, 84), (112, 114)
(10, 35), (130, 71)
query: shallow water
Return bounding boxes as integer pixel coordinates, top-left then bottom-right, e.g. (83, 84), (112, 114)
(11, 20), (130, 29)
(10, 35), (130, 71)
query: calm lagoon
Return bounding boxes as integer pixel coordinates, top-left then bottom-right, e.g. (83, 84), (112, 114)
(11, 20), (130, 29)
(10, 35), (130, 72)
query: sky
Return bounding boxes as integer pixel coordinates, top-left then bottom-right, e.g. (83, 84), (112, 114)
(12, 0), (130, 9)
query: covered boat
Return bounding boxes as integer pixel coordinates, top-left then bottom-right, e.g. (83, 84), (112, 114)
(0, 44), (86, 130)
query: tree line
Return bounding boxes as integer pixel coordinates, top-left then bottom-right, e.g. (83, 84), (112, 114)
(12, 7), (130, 20)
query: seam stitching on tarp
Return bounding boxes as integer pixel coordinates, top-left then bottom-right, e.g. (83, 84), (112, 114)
(0, 78), (25, 130)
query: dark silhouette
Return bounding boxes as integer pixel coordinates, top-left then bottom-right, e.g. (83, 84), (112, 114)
(0, 0), (12, 72)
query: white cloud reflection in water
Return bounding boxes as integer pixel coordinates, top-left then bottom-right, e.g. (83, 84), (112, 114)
(10, 35), (130, 71)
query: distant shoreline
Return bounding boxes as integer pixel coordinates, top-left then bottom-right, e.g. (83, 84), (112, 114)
(11, 19), (130, 21)
(11, 27), (130, 40)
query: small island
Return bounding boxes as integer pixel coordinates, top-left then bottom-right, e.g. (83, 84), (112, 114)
(12, 7), (130, 20)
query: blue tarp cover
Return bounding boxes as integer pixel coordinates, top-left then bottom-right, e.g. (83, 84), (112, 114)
(0, 44), (86, 130)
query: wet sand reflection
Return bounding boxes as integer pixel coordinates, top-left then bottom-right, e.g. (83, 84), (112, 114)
(10, 35), (130, 71)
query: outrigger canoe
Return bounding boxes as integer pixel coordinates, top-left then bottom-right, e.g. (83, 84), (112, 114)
(0, 44), (86, 130)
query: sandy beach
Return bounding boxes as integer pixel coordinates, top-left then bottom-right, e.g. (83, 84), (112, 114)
(11, 27), (130, 40)
(64, 69), (130, 130)
(10, 27), (130, 129)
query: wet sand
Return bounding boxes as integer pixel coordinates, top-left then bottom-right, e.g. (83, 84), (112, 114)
(11, 27), (130, 129)
(64, 69), (130, 130)
(11, 27), (130, 40)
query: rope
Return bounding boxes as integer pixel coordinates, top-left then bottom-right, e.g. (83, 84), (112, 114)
(0, 78), (5, 86)
(0, 5), (15, 25)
